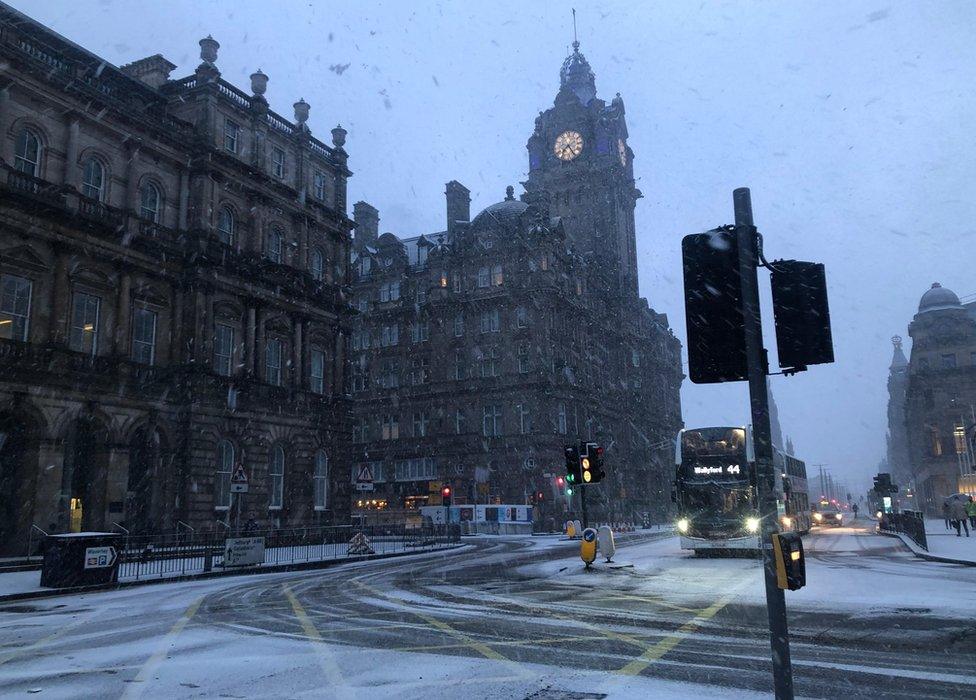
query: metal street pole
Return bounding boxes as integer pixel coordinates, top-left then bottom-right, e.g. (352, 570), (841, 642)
(580, 483), (589, 530)
(734, 187), (794, 699)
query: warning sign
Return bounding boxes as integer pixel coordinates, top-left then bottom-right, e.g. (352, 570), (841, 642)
(231, 464), (249, 493)
(348, 532), (374, 555)
(355, 463), (374, 492)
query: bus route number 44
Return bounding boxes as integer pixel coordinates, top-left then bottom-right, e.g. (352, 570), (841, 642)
(693, 464), (740, 476)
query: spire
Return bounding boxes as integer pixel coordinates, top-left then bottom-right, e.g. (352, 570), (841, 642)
(559, 9), (596, 104)
(890, 335), (908, 369)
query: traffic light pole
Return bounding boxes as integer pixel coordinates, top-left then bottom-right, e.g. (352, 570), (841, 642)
(734, 187), (794, 700)
(580, 483), (589, 530)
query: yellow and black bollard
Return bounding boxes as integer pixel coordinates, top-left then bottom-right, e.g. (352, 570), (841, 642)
(580, 527), (597, 569)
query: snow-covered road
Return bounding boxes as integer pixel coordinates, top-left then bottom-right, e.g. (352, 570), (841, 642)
(1, 524), (974, 699)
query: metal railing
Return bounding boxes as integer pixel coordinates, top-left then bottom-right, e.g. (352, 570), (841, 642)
(879, 511), (928, 550)
(113, 522), (460, 583)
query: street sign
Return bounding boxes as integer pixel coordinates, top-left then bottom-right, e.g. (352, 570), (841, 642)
(83, 546), (117, 569)
(355, 463), (374, 492)
(231, 464), (249, 493)
(223, 537), (264, 567)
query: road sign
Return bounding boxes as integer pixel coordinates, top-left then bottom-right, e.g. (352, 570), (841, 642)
(83, 546), (117, 569)
(231, 464), (249, 493)
(355, 463), (374, 491)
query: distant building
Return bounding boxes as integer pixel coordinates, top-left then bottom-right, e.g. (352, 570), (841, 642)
(885, 336), (911, 486)
(901, 283), (976, 513)
(347, 41), (683, 526)
(0, 6), (353, 552)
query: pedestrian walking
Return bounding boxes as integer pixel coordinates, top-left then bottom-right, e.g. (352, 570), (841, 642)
(966, 497), (976, 531)
(948, 498), (970, 537)
(852, 503), (859, 519)
(943, 501), (951, 530)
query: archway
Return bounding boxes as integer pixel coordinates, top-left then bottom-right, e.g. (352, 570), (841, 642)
(127, 426), (167, 534)
(0, 412), (40, 555)
(61, 415), (111, 532)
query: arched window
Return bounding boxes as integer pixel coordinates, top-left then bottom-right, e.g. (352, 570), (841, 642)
(14, 128), (41, 176)
(216, 440), (234, 509)
(140, 182), (161, 223)
(313, 450), (328, 510)
(266, 227), (283, 264)
(82, 158), (105, 201)
(269, 445), (285, 509)
(217, 206), (235, 246)
(310, 247), (325, 281)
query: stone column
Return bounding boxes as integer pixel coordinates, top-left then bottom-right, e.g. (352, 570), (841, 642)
(292, 317), (303, 388)
(245, 303), (257, 376)
(63, 115), (81, 189)
(114, 271), (131, 356)
(178, 169), (190, 230)
(124, 143), (141, 213)
(48, 251), (70, 345)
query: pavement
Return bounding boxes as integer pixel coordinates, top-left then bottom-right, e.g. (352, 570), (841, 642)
(0, 523), (974, 699)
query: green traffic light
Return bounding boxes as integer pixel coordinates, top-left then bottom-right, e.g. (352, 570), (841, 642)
(566, 473), (575, 483)
(566, 487), (574, 496)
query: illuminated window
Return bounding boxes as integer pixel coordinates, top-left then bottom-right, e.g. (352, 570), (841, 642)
(69, 292), (100, 356)
(0, 274), (32, 342)
(955, 425), (967, 455)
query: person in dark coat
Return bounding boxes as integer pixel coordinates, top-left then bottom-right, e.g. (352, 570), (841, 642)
(948, 499), (970, 537)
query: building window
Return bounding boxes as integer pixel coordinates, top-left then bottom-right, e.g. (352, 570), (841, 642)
(266, 228), (283, 264)
(69, 292), (100, 356)
(452, 314), (464, 337)
(0, 274), (32, 342)
(632, 349), (641, 367)
(482, 405), (502, 437)
(382, 415), (399, 441)
(540, 253), (550, 271)
(131, 308), (157, 365)
(381, 324), (399, 347)
(492, 264), (503, 286)
(954, 425), (967, 455)
(516, 306), (527, 328)
(14, 128), (41, 176)
(517, 343), (531, 373)
(214, 323), (234, 376)
(415, 285), (427, 305)
(217, 206), (235, 246)
(310, 248), (325, 281)
(351, 357), (368, 392)
(455, 409), (466, 434)
(557, 403), (567, 434)
(377, 358), (398, 389)
(266, 338), (283, 386)
(941, 353), (957, 369)
(81, 158), (105, 201)
(410, 357), (430, 385)
(411, 321), (429, 343)
(215, 440), (234, 510)
(417, 246), (429, 267)
(140, 183), (161, 223)
(518, 404), (532, 435)
(480, 309), (500, 333)
(379, 282), (401, 303)
(310, 348), (326, 393)
(479, 347), (499, 378)
(453, 349), (466, 380)
(929, 427), (942, 457)
(314, 450), (329, 510)
(269, 445), (285, 510)
(224, 119), (240, 153)
(478, 267), (490, 288)
(413, 411), (429, 438)
(313, 171), (327, 200)
(453, 274), (462, 293)
(352, 418), (367, 443)
(272, 147), (285, 178)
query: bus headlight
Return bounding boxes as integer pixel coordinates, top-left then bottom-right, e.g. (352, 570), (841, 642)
(745, 517), (760, 533)
(813, 512), (823, 522)
(876, 511), (882, 519)
(835, 513), (842, 520)
(677, 518), (690, 534)
(781, 516), (792, 528)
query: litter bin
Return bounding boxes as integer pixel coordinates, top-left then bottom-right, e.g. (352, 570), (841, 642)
(40, 533), (122, 588)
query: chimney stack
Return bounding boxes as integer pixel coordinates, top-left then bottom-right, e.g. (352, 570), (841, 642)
(353, 201), (379, 251)
(445, 180), (470, 236)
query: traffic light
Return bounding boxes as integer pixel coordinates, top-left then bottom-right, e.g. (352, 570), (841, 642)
(441, 486), (452, 506)
(565, 445), (581, 485)
(580, 442), (605, 484)
(536, 491), (544, 503)
(556, 476), (565, 488)
(872, 473), (898, 495)
(770, 260), (834, 371)
(682, 227), (748, 384)
(771, 532), (805, 590)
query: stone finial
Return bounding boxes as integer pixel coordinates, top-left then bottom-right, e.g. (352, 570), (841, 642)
(505, 185), (515, 201)
(294, 98), (310, 125)
(199, 35), (220, 64)
(891, 335), (902, 349)
(331, 124), (347, 148)
(250, 69), (268, 96)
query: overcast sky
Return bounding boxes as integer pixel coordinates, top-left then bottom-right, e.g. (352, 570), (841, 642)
(21, 0), (976, 494)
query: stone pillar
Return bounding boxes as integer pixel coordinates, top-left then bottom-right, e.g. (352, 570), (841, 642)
(48, 252), (70, 345)
(293, 317), (303, 388)
(124, 143), (141, 213)
(245, 303), (257, 375)
(63, 116), (81, 189)
(298, 217), (309, 271)
(178, 169), (190, 230)
(114, 271), (131, 356)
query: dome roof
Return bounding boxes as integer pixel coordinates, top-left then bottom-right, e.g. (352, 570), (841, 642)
(918, 282), (962, 314)
(471, 186), (528, 229)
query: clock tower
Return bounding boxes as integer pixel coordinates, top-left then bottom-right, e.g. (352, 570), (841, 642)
(523, 40), (640, 299)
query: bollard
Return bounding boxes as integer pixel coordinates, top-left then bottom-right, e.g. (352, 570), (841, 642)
(566, 521), (576, 539)
(597, 525), (615, 562)
(580, 528), (597, 568)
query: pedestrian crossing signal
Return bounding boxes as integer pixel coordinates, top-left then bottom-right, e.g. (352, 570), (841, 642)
(772, 532), (805, 590)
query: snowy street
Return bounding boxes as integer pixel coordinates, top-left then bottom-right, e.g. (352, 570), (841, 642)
(1, 522), (974, 699)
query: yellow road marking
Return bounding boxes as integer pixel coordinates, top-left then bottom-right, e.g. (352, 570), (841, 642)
(121, 597), (202, 699)
(0, 610), (97, 666)
(283, 585), (354, 699)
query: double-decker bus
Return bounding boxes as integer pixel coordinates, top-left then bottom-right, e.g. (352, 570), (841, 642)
(673, 426), (810, 554)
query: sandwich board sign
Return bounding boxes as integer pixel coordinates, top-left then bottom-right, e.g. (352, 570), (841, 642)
(355, 463), (374, 492)
(230, 464), (249, 493)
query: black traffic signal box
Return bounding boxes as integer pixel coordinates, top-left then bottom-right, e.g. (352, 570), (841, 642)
(581, 442), (606, 484)
(770, 260), (834, 370)
(771, 531), (805, 591)
(565, 445), (582, 486)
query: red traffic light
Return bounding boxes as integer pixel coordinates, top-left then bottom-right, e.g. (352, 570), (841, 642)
(556, 476), (565, 486)
(536, 491), (544, 500)
(441, 487), (451, 497)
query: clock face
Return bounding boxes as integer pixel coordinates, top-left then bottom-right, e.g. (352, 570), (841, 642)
(617, 139), (627, 166)
(554, 130), (583, 161)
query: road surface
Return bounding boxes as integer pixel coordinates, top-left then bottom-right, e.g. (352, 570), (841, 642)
(1, 519), (974, 698)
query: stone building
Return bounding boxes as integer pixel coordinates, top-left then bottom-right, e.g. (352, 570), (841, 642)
(885, 335), (911, 487)
(901, 283), (976, 513)
(0, 6), (353, 553)
(347, 42), (683, 526)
